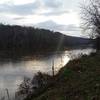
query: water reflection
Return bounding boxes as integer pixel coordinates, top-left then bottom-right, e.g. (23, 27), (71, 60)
(0, 48), (95, 97)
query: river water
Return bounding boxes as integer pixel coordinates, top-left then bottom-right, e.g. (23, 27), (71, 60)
(0, 48), (95, 99)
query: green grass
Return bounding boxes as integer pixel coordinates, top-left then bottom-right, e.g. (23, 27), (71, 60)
(28, 52), (100, 100)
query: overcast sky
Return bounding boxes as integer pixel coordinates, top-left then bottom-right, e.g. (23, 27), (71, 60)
(0, 0), (87, 37)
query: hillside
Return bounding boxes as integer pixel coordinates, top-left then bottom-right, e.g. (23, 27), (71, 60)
(0, 24), (93, 57)
(61, 35), (93, 47)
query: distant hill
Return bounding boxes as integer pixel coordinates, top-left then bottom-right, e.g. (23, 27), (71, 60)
(63, 35), (94, 48)
(0, 24), (93, 56)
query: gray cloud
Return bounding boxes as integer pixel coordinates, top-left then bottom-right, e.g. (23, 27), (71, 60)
(13, 17), (26, 20)
(42, 10), (69, 16)
(0, 0), (69, 16)
(39, 0), (69, 16)
(43, 0), (63, 9)
(35, 20), (80, 32)
(0, 2), (40, 15)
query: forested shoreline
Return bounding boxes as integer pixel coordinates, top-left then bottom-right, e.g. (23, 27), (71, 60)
(0, 24), (92, 58)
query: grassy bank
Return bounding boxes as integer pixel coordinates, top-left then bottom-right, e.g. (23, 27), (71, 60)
(19, 51), (100, 100)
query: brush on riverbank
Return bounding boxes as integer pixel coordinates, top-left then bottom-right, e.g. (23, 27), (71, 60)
(18, 52), (100, 100)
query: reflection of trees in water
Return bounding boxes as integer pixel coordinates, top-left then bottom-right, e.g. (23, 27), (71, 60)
(0, 51), (67, 66)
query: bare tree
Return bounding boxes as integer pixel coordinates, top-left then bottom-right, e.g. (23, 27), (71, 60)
(80, 0), (100, 49)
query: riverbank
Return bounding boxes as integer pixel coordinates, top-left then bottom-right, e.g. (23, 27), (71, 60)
(19, 51), (100, 100)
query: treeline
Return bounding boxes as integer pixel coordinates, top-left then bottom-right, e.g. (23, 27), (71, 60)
(0, 24), (93, 57)
(0, 24), (68, 56)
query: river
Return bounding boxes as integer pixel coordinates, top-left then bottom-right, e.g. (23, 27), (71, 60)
(0, 48), (95, 99)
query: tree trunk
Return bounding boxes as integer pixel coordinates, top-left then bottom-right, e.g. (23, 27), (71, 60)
(96, 37), (100, 50)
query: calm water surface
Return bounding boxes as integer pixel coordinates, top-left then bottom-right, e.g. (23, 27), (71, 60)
(0, 48), (95, 98)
